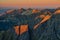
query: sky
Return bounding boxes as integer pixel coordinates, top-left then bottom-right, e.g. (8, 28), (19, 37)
(0, 0), (60, 8)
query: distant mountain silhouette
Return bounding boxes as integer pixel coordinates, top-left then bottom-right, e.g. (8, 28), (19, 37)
(41, 9), (55, 13)
(0, 8), (60, 40)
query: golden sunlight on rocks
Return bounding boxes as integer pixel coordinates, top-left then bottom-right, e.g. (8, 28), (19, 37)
(14, 26), (19, 35)
(6, 10), (14, 14)
(55, 10), (60, 14)
(20, 25), (28, 35)
(32, 9), (40, 13)
(14, 25), (28, 35)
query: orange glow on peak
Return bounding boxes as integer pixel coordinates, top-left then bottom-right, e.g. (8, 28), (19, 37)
(14, 25), (28, 35)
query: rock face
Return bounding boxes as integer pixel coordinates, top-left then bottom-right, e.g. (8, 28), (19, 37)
(54, 9), (60, 14)
(0, 8), (60, 40)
